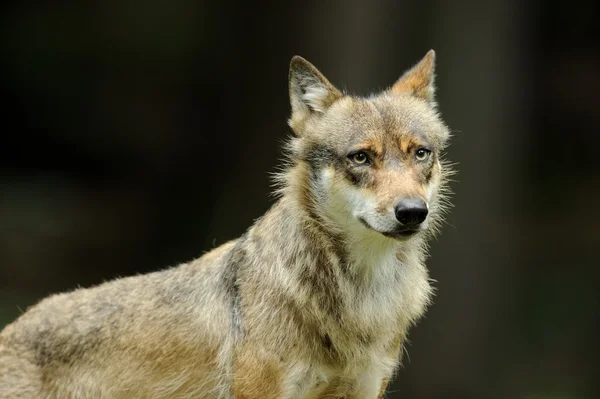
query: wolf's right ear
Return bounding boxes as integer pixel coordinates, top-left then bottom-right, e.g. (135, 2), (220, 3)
(391, 50), (437, 105)
(289, 56), (342, 122)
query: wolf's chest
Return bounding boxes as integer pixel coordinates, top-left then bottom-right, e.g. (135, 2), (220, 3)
(293, 347), (399, 399)
(296, 258), (429, 398)
(313, 251), (430, 362)
(344, 249), (431, 330)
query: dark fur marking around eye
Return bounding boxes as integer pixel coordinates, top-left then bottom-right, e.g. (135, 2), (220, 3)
(425, 167), (433, 182)
(344, 169), (361, 186)
(305, 143), (369, 188)
(304, 144), (338, 167)
(423, 152), (436, 182)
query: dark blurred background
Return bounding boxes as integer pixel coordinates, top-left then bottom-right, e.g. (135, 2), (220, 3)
(1, 0), (598, 398)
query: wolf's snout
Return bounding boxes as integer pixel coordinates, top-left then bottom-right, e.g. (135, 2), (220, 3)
(394, 199), (428, 226)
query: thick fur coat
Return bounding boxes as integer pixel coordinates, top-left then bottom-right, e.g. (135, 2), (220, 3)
(0, 51), (453, 399)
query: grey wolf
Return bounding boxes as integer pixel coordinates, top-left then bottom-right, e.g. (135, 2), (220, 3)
(0, 50), (453, 398)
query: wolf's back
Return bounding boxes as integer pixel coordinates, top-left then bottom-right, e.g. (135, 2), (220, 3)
(0, 242), (236, 398)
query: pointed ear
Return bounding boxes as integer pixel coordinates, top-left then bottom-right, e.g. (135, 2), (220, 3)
(289, 56), (342, 118)
(391, 50), (436, 104)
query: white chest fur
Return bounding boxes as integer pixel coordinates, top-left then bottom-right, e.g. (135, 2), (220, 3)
(345, 233), (432, 333)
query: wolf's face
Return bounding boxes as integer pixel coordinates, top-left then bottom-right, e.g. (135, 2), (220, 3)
(286, 51), (451, 241)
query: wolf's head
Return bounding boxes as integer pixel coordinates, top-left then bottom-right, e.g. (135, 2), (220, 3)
(281, 51), (452, 244)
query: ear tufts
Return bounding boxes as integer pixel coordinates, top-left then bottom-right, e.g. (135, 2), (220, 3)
(391, 50), (437, 105)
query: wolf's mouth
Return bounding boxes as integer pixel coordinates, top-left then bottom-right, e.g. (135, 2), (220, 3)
(358, 218), (420, 239)
(383, 230), (419, 238)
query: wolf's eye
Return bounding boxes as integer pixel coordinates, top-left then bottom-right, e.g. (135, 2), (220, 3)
(415, 148), (431, 162)
(350, 152), (369, 165)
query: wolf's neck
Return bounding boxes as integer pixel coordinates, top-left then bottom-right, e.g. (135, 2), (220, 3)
(242, 167), (432, 333)
(264, 193), (419, 285)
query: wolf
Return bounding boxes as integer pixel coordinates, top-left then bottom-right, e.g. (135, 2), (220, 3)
(0, 50), (452, 398)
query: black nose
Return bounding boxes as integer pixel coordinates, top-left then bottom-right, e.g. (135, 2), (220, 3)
(394, 198), (428, 226)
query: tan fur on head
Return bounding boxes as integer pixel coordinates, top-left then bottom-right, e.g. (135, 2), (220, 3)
(282, 51), (451, 247)
(0, 51), (453, 399)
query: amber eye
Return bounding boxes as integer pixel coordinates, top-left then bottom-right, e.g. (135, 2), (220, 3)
(415, 148), (431, 161)
(350, 152), (369, 165)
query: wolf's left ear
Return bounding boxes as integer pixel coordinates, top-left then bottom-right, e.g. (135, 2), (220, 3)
(391, 50), (436, 105)
(289, 56), (342, 119)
